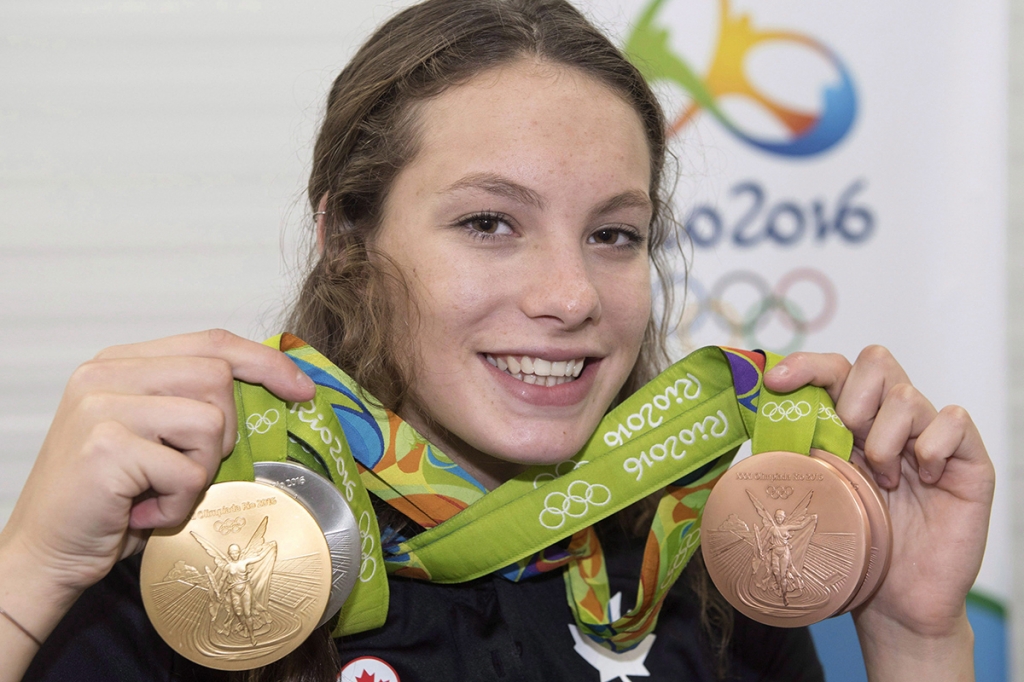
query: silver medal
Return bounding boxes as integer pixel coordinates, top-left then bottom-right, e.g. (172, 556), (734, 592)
(254, 460), (361, 627)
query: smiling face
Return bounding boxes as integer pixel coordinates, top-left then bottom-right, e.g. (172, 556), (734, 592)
(374, 59), (654, 488)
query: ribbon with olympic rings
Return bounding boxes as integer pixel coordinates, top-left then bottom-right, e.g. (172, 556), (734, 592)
(237, 335), (853, 652)
(215, 371), (390, 637)
(245, 408), (280, 435)
(761, 399), (813, 422)
(538, 480), (613, 531)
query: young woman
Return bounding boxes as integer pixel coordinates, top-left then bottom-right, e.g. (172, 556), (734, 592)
(0, 1), (994, 680)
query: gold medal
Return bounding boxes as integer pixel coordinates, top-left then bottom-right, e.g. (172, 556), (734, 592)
(140, 480), (332, 670)
(700, 451), (871, 628)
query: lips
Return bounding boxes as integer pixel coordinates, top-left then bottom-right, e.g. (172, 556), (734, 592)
(483, 353), (586, 387)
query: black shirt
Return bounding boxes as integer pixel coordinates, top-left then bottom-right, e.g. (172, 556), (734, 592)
(24, 522), (823, 682)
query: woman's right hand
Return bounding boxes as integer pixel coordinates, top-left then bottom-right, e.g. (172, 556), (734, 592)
(0, 330), (315, 656)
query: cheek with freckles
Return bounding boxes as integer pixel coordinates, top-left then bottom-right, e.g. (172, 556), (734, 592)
(400, 261), (507, 408)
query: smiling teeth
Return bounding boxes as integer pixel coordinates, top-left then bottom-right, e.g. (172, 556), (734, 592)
(485, 353), (585, 386)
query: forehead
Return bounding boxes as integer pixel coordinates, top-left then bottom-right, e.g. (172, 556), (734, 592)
(399, 59), (652, 196)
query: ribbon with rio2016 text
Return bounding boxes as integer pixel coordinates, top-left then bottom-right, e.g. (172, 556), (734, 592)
(217, 337), (851, 651)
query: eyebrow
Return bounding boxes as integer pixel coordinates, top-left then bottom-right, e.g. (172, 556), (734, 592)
(590, 189), (653, 220)
(440, 172), (652, 218)
(441, 172), (545, 209)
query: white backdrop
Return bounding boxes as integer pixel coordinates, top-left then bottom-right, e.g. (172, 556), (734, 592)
(0, 0), (1010, 677)
(594, 1), (1009, 677)
(587, 0), (1010, 608)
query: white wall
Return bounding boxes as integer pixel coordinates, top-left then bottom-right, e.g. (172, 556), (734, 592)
(1008, 1), (1024, 678)
(0, 0), (414, 520)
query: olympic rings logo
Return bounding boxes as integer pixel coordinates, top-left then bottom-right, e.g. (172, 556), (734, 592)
(658, 524), (702, 592)
(761, 400), (812, 422)
(658, 268), (837, 356)
(246, 409), (280, 436)
(818, 405), (845, 427)
(357, 511), (378, 583)
(538, 480), (612, 530)
(765, 485), (794, 500)
(532, 459), (588, 489)
(214, 517), (246, 535)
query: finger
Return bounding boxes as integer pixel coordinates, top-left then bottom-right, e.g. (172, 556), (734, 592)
(69, 420), (211, 530)
(78, 392), (229, 477)
(763, 351), (852, 404)
(832, 346), (912, 438)
(915, 405), (988, 487)
(93, 329), (315, 402)
(861, 383), (937, 489)
(69, 356), (238, 451)
(122, 437), (212, 529)
(71, 356), (234, 400)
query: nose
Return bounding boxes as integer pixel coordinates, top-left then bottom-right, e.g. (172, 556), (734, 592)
(519, 239), (601, 329)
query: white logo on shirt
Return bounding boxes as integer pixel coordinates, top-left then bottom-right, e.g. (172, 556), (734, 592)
(568, 592), (656, 682)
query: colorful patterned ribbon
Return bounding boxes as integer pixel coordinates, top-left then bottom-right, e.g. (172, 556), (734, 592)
(219, 335), (851, 651)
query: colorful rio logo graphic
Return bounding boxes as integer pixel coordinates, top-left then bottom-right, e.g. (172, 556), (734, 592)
(625, 0), (858, 157)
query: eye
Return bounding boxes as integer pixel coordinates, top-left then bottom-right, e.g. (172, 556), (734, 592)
(458, 212), (515, 239)
(589, 226), (643, 248)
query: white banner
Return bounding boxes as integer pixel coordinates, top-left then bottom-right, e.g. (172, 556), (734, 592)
(589, 0), (1008, 678)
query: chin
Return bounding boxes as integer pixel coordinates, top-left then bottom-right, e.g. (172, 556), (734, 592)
(482, 433), (588, 467)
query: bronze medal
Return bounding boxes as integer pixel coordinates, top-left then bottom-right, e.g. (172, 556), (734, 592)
(811, 450), (892, 611)
(700, 451), (870, 628)
(140, 480), (332, 670)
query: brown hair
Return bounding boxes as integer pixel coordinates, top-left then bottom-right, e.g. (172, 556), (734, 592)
(243, 1), (733, 680)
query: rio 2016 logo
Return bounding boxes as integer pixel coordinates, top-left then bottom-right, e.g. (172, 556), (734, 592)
(626, 0), (857, 157)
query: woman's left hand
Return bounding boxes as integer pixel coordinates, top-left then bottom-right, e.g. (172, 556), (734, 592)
(764, 346), (994, 680)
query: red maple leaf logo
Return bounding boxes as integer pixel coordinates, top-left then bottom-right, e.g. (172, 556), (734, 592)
(354, 672), (376, 682)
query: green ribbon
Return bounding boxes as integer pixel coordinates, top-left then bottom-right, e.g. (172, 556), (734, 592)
(216, 362), (389, 636)
(215, 338), (851, 650)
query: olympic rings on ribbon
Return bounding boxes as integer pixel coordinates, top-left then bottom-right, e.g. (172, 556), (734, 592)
(358, 510), (378, 582)
(246, 408), (280, 436)
(538, 480), (612, 530)
(662, 268), (837, 355)
(532, 459), (589, 489)
(817, 405), (846, 427)
(761, 400), (812, 422)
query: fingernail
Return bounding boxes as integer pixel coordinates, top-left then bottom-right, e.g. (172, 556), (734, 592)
(297, 370), (315, 392)
(875, 473), (891, 488)
(919, 468), (933, 483)
(766, 365), (789, 379)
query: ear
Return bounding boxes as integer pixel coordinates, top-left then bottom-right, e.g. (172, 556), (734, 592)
(315, 193), (329, 253)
